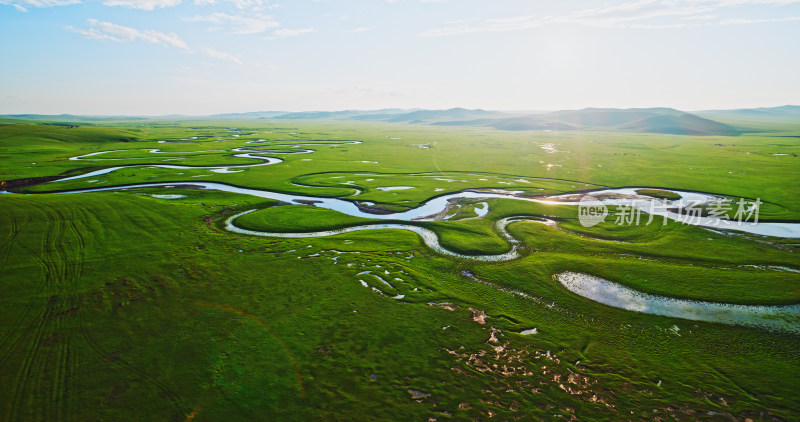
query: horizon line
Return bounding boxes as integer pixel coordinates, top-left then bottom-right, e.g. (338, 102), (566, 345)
(2, 104), (798, 118)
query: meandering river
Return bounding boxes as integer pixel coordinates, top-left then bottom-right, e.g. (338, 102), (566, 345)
(37, 181), (800, 238)
(4, 143), (799, 333)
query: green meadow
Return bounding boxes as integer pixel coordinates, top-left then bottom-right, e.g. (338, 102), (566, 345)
(1, 118), (799, 420)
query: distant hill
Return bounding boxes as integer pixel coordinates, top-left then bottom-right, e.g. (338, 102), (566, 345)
(352, 108), (512, 123)
(435, 117), (579, 131)
(211, 111), (288, 119)
(616, 113), (739, 135)
(546, 108), (684, 127)
(489, 119), (580, 131)
(695, 105), (800, 122)
(271, 109), (413, 120)
(3, 114), (151, 122)
(4, 105), (786, 136)
(433, 107), (739, 135)
(272, 110), (363, 119)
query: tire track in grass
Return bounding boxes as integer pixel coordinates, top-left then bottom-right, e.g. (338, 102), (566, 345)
(28, 202), (75, 422)
(0, 201), (176, 422)
(61, 205), (190, 419)
(701, 362), (759, 401)
(60, 207), (88, 420)
(5, 201), (188, 419)
(0, 211), (19, 269)
(1, 306), (48, 422)
(32, 203), (71, 422)
(7, 202), (62, 422)
(0, 211), (47, 365)
(52, 318), (70, 422)
(38, 202), (187, 420)
(50, 206), (82, 422)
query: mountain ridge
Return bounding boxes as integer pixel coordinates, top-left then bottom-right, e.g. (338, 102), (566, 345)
(4, 105), (797, 136)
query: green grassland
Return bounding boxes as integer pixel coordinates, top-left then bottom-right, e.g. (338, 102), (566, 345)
(1, 119), (799, 420)
(7, 120), (799, 218)
(635, 189), (683, 200)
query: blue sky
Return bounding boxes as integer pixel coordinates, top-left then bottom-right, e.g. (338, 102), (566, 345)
(1, 0), (799, 114)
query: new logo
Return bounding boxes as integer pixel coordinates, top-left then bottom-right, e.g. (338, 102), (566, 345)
(578, 195), (608, 227)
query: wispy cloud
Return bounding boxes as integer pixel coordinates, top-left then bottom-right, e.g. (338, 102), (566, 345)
(263, 27), (315, 40)
(102, 0), (180, 10)
(1, 0), (80, 12)
(202, 47), (243, 64)
(184, 12), (280, 34)
(67, 19), (245, 65)
(682, 14), (718, 20)
(226, 0), (278, 12)
(705, 0), (800, 5)
(67, 19), (189, 49)
(100, 0), (276, 11)
(273, 27), (315, 37)
(343, 27), (374, 33)
(565, 1), (713, 27)
(421, 0), (800, 36)
(718, 15), (800, 23)
(421, 15), (546, 36)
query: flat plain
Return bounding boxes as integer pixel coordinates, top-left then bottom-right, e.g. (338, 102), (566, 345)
(1, 115), (799, 420)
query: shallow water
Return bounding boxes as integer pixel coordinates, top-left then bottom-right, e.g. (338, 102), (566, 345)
(224, 210), (548, 262)
(150, 194), (186, 199)
(25, 145), (800, 239)
(555, 271), (800, 333)
(210, 168), (244, 173)
(544, 187), (800, 238)
(375, 186), (413, 191)
(474, 202), (489, 217)
(42, 181), (800, 237)
(56, 141), (362, 183)
(56, 155), (283, 182)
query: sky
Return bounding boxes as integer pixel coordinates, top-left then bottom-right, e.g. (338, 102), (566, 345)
(1, 0), (799, 115)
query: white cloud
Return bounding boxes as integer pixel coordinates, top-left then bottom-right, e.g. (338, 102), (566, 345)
(564, 1), (713, 27)
(273, 27), (315, 37)
(1, 0), (79, 12)
(420, 15), (547, 36)
(343, 27), (374, 33)
(186, 0), (278, 10)
(184, 12), (280, 34)
(421, 0), (800, 36)
(683, 14), (718, 20)
(718, 15), (800, 23)
(102, 0), (180, 10)
(202, 48), (243, 64)
(67, 19), (246, 65)
(66, 26), (112, 40)
(697, 0), (800, 5)
(629, 22), (691, 28)
(227, 0), (278, 11)
(67, 19), (189, 49)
